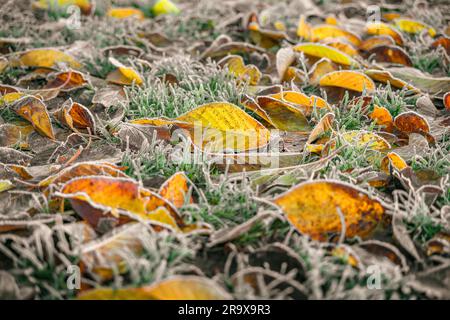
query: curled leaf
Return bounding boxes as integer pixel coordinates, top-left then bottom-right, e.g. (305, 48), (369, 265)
(11, 96), (55, 140)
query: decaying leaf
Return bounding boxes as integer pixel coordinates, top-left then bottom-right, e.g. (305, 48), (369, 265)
(273, 180), (385, 241)
(53, 100), (96, 133)
(11, 96), (55, 140)
(78, 276), (231, 300)
(394, 111), (430, 134)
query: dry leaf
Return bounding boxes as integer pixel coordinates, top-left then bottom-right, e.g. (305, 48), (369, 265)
(11, 96), (55, 140)
(273, 180), (385, 241)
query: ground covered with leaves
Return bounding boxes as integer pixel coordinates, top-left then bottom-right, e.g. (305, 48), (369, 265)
(0, 0), (449, 300)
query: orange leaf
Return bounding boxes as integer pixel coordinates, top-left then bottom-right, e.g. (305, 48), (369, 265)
(359, 35), (395, 51)
(394, 111), (430, 134)
(57, 176), (181, 229)
(370, 105), (394, 132)
(366, 22), (404, 46)
(365, 45), (412, 66)
(54, 100), (96, 133)
(444, 92), (450, 111)
(39, 162), (127, 187)
(11, 96), (55, 139)
(381, 152), (407, 174)
(159, 172), (193, 208)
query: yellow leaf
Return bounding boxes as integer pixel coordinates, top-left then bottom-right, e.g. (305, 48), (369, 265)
(106, 57), (143, 86)
(394, 18), (436, 37)
(308, 57), (338, 84)
(296, 15), (312, 40)
(273, 180), (385, 241)
(307, 112), (334, 144)
(293, 43), (360, 67)
(319, 70), (375, 93)
(1, 92), (26, 104)
(219, 55), (261, 85)
(341, 130), (391, 151)
(311, 25), (361, 46)
(107, 7), (145, 20)
(381, 152), (407, 174)
(325, 15), (338, 25)
(152, 0), (180, 16)
(11, 48), (81, 69)
(57, 176), (182, 229)
(270, 91), (331, 116)
(33, 0), (93, 14)
(0, 180), (13, 193)
(254, 96), (310, 131)
(0, 57), (8, 73)
(176, 102), (271, 152)
(365, 69), (419, 92)
(78, 276), (231, 300)
(325, 40), (358, 57)
(366, 22), (404, 46)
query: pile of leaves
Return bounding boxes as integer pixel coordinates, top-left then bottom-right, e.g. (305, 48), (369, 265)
(0, 0), (449, 300)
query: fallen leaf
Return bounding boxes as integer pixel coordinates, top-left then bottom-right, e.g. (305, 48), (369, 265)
(107, 7), (145, 20)
(366, 22), (404, 46)
(359, 35), (395, 51)
(253, 96), (310, 131)
(273, 180), (385, 241)
(175, 102), (271, 152)
(53, 100), (96, 133)
(11, 96), (55, 140)
(294, 43), (360, 67)
(0, 180), (13, 193)
(394, 111), (430, 134)
(219, 55), (261, 85)
(370, 104), (394, 132)
(159, 172), (193, 208)
(39, 162), (127, 187)
(106, 57), (143, 86)
(311, 25), (361, 46)
(308, 57), (338, 85)
(319, 70), (375, 93)
(152, 0), (180, 16)
(365, 45), (412, 66)
(341, 130), (391, 151)
(381, 152), (408, 174)
(394, 18), (436, 37)
(78, 276), (231, 300)
(297, 15), (312, 40)
(11, 48), (82, 69)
